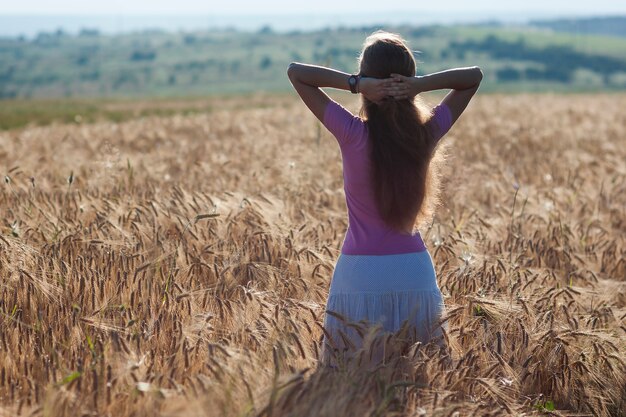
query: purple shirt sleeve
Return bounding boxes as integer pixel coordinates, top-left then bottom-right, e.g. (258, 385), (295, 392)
(322, 99), (366, 150)
(427, 103), (453, 142)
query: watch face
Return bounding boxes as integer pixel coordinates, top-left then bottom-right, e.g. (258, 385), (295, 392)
(349, 75), (357, 92)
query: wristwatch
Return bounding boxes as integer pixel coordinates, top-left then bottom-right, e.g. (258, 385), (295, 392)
(348, 74), (360, 94)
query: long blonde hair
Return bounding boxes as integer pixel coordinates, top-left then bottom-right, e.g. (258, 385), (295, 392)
(358, 31), (444, 233)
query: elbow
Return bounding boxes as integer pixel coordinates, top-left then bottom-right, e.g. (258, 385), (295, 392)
(287, 62), (299, 81)
(474, 66), (484, 84)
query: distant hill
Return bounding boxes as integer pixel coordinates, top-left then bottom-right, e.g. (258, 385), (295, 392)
(529, 16), (626, 38)
(1, 22), (625, 99)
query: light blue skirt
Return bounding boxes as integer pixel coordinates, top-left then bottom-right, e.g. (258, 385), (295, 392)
(320, 250), (447, 367)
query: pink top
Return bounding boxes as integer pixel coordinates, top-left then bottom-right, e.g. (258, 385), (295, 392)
(322, 99), (453, 255)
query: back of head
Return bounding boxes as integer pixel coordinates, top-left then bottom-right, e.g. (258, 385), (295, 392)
(358, 31), (442, 234)
(359, 31), (415, 80)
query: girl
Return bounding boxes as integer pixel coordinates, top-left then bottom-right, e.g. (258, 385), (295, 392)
(287, 30), (483, 368)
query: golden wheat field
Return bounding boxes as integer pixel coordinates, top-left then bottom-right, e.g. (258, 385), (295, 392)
(0, 93), (625, 417)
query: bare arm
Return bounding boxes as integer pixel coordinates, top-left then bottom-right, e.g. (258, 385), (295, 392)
(287, 62), (393, 122)
(287, 63), (350, 122)
(388, 66), (483, 126)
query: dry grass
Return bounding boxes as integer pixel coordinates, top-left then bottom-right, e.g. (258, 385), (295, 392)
(0, 93), (624, 417)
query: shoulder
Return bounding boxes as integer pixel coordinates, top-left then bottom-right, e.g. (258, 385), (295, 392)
(322, 99), (367, 149)
(425, 102), (453, 142)
(323, 99), (364, 130)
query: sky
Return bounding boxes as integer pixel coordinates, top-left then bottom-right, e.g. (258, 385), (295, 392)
(2, 0), (623, 38)
(2, 0), (625, 15)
